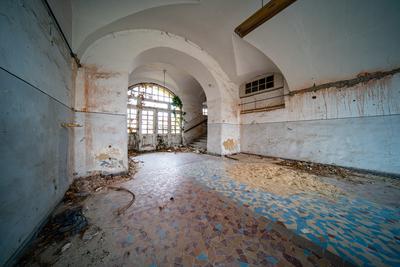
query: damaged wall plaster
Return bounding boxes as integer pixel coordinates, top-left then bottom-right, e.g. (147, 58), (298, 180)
(241, 72), (400, 174)
(244, 0), (400, 92)
(73, 65), (128, 177)
(79, 29), (241, 156)
(0, 0), (74, 265)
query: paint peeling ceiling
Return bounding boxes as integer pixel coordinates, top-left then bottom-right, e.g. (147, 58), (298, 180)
(53, 0), (400, 92)
(68, 0), (279, 86)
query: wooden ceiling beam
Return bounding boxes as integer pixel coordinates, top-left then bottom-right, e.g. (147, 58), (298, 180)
(235, 0), (296, 38)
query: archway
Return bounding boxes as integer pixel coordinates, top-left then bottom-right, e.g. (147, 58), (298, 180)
(72, 29), (240, 176)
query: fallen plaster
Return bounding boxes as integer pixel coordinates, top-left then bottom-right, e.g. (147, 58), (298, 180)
(18, 152), (400, 266)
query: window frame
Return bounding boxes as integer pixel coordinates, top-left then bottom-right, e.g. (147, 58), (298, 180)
(127, 83), (182, 135)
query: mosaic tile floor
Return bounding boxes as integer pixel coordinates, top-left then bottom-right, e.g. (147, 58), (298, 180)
(22, 152), (400, 267)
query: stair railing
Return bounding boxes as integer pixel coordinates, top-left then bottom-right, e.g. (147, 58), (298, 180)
(184, 117), (207, 133)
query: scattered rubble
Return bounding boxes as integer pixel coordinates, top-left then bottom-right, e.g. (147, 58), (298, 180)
(81, 225), (101, 242)
(227, 162), (344, 199)
(60, 242), (71, 253)
(65, 156), (139, 203)
(106, 186), (135, 215)
(277, 159), (355, 179)
(277, 158), (400, 187)
(225, 154), (400, 201)
(18, 156), (140, 266)
(155, 145), (206, 154)
(18, 206), (89, 265)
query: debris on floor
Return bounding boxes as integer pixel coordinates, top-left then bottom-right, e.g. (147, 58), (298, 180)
(226, 162), (344, 199)
(106, 186), (136, 215)
(47, 206), (89, 239)
(81, 225), (101, 242)
(278, 157), (400, 187)
(18, 156), (140, 266)
(278, 158), (356, 179)
(155, 145), (206, 154)
(224, 153), (400, 201)
(17, 152), (400, 267)
(60, 242), (71, 253)
(18, 205), (89, 265)
(66, 156), (139, 202)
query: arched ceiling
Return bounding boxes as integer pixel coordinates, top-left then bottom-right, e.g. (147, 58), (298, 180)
(129, 62), (206, 101)
(71, 0), (199, 50)
(244, 0), (400, 91)
(67, 0), (400, 93)
(72, 0), (279, 85)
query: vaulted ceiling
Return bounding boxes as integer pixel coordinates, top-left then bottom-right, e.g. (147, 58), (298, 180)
(49, 0), (400, 93)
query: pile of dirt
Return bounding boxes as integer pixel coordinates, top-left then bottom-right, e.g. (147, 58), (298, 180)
(19, 156), (140, 266)
(149, 145), (206, 154)
(277, 159), (400, 188)
(277, 159), (354, 179)
(65, 156), (139, 202)
(226, 162), (344, 199)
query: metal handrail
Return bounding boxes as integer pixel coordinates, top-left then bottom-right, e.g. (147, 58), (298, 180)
(184, 118), (207, 133)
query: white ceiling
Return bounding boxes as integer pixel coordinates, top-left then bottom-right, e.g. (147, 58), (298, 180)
(70, 0), (278, 86)
(52, 0), (400, 93)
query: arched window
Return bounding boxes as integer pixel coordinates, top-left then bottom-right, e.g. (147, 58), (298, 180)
(127, 83), (181, 135)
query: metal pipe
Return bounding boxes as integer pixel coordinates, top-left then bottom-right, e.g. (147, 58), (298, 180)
(41, 0), (81, 67)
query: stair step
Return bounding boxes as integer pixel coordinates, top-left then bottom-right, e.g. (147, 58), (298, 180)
(188, 133), (207, 151)
(191, 143), (206, 147)
(191, 140), (207, 145)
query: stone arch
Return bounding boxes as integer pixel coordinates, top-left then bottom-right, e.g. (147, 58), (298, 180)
(80, 29), (239, 124)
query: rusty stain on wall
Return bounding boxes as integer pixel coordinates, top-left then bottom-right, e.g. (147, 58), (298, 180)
(291, 67), (400, 96)
(84, 113), (93, 169)
(223, 138), (237, 151)
(95, 147), (121, 161)
(81, 64), (120, 112)
(95, 147), (122, 169)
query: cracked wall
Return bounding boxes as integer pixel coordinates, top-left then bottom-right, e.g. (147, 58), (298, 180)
(241, 72), (400, 174)
(78, 29), (241, 157)
(73, 65), (128, 177)
(0, 0), (74, 265)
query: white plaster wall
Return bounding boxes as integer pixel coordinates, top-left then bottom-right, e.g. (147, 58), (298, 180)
(0, 0), (74, 265)
(72, 0), (199, 51)
(0, 0), (73, 107)
(245, 0), (400, 91)
(73, 112), (128, 176)
(48, 0), (73, 45)
(239, 0), (400, 174)
(241, 73), (400, 174)
(208, 123), (240, 155)
(79, 30), (241, 157)
(241, 75), (400, 124)
(73, 66), (129, 176)
(72, 0), (278, 85)
(81, 30), (236, 109)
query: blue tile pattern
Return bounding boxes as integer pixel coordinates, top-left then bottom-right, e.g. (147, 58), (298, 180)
(139, 156), (400, 266)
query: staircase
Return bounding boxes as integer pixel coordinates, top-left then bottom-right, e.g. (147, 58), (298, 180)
(189, 133), (207, 151)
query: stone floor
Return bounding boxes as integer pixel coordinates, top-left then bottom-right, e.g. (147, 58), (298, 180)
(21, 152), (400, 267)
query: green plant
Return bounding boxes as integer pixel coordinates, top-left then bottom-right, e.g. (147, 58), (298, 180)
(156, 134), (168, 150)
(171, 96), (183, 109)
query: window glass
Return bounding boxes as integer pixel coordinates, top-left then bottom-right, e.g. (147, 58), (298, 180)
(171, 113), (181, 134)
(157, 111), (168, 134)
(141, 110), (154, 134)
(127, 108), (137, 133)
(143, 101), (168, 109)
(128, 83), (182, 135)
